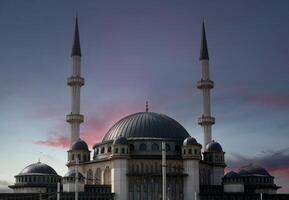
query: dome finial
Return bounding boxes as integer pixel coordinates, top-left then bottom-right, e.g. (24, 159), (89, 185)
(145, 101), (149, 112)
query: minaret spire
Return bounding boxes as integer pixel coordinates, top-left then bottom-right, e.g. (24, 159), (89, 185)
(200, 21), (209, 60)
(67, 17), (85, 147)
(197, 22), (215, 151)
(71, 16), (82, 57)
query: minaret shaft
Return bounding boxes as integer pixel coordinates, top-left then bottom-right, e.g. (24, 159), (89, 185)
(198, 23), (215, 151)
(67, 19), (84, 147)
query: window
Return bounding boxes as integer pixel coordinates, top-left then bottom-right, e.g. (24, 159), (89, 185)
(101, 147), (105, 153)
(139, 143), (147, 151)
(175, 145), (181, 153)
(83, 154), (87, 161)
(72, 154), (75, 160)
(194, 149), (197, 155)
(115, 148), (118, 153)
(165, 144), (171, 151)
(121, 148), (125, 154)
(108, 146), (111, 153)
(129, 144), (135, 151)
(188, 149), (192, 154)
(183, 149), (186, 154)
(152, 143), (159, 151)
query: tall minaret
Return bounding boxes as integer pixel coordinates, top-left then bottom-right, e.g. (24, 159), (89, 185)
(66, 17), (84, 147)
(197, 22), (215, 150)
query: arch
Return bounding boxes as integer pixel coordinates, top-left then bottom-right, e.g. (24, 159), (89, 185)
(95, 168), (101, 184)
(139, 143), (147, 151)
(165, 144), (171, 151)
(108, 146), (111, 153)
(175, 145), (181, 153)
(103, 167), (111, 185)
(129, 144), (135, 151)
(72, 154), (75, 160)
(101, 147), (105, 153)
(152, 143), (159, 151)
(87, 169), (93, 184)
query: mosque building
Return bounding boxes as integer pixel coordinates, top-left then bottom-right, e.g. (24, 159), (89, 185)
(6, 18), (288, 200)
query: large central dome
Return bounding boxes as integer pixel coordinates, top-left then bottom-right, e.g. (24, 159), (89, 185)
(102, 112), (190, 141)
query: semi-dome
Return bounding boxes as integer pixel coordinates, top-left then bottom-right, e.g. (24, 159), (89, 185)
(71, 138), (89, 151)
(102, 112), (190, 142)
(183, 137), (198, 146)
(205, 140), (223, 152)
(19, 162), (58, 175)
(238, 164), (270, 176)
(113, 136), (128, 145)
(64, 170), (84, 178)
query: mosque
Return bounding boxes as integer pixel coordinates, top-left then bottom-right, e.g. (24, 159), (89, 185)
(6, 18), (288, 200)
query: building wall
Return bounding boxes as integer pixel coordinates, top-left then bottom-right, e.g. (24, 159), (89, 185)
(13, 187), (46, 193)
(224, 183), (244, 193)
(183, 160), (199, 200)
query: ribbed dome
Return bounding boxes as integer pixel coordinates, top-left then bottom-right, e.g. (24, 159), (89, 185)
(19, 162), (57, 175)
(205, 140), (223, 152)
(71, 138), (89, 151)
(183, 137), (198, 146)
(103, 112), (190, 141)
(238, 164), (270, 176)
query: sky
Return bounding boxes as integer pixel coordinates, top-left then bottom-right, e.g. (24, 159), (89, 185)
(0, 0), (289, 193)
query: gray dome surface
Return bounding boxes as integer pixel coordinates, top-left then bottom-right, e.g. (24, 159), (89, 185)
(19, 162), (57, 175)
(64, 170), (84, 178)
(183, 137), (198, 146)
(113, 136), (128, 145)
(205, 141), (223, 152)
(71, 138), (89, 151)
(238, 164), (270, 176)
(103, 112), (190, 142)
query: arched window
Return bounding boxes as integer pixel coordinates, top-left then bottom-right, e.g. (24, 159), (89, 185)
(104, 167), (111, 185)
(129, 144), (135, 152)
(87, 169), (93, 184)
(95, 148), (99, 154)
(115, 148), (118, 153)
(95, 168), (101, 184)
(121, 148), (125, 154)
(183, 149), (186, 154)
(152, 143), (159, 151)
(83, 154), (87, 161)
(72, 154), (75, 160)
(139, 143), (147, 151)
(165, 144), (171, 151)
(78, 154), (81, 161)
(108, 146), (111, 153)
(175, 145), (181, 153)
(188, 149), (192, 154)
(101, 147), (105, 153)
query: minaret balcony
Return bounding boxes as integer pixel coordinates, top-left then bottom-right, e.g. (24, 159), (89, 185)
(198, 116), (215, 125)
(66, 114), (84, 123)
(67, 76), (85, 86)
(197, 79), (214, 89)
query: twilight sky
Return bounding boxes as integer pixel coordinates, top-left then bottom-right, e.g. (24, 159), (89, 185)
(0, 0), (289, 193)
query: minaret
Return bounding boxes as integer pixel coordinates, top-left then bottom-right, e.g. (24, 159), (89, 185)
(197, 22), (215, 150)
(66, 17), (84, 147)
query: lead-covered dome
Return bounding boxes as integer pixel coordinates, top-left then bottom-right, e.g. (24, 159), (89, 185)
(103, 112), (190, 141)
(238, 164), (270, 176)
(19, 162), (58, 175)
(205, 140), (223, 152)
(71, 138), (89, 151)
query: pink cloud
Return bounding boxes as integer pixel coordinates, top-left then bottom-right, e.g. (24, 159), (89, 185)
(249, 95), (289, 108)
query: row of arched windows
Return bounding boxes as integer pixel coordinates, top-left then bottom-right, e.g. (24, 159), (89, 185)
(129, 163), (183, 174)
(86, 167), (111, 185)
(15, 176), (59, 184)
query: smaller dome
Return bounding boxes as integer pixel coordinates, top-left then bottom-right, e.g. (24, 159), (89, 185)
(113, 136), (128, 145)
(224, 171), (241, 178)
(19, 162), (57, 175)
(205, 140), (223, 152)
(71, 138), (89, 151)
(238, 164), (270, 176)
(64, 170), (84, 179)
(183, 137), (198, 146)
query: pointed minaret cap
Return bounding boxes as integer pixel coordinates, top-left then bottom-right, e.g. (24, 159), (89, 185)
(71, 16), (82, 57)
(199, 21), (209, 60)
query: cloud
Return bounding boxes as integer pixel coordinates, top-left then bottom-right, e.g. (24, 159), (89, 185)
(32, 102), (144, 149)
(0, 180), (11, 186)
(226, 147), (289, 193)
